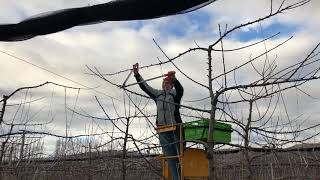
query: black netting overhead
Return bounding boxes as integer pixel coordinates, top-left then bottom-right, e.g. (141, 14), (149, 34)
(0, 0), (217, 41)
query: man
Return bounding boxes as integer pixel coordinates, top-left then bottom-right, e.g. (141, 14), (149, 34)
(133, 63), (183, 180)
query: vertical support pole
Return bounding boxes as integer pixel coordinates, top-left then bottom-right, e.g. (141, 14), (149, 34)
(20, 130), (25, 160)
(179, 124), (183, 156)
(0, 95), (8, 125)
(0, 96), (8, 164)
(9, 145), (13, 165)
(0, 142), (5, 163)
(270, 163), (274, 180)
(88, 142), (92, 180)
(162, 158), (165, 180)
(179, 124), (184, 180)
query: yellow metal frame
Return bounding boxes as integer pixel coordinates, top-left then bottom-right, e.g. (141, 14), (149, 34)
(156, 124), (208, 180)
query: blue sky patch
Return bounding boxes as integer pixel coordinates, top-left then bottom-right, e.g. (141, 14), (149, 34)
(231, 22), (300, 42)
(186, 10), (211, 31)
(158, 10), (212, 37)
(127, 10), (212, 37)
(165, 11), (212, 37)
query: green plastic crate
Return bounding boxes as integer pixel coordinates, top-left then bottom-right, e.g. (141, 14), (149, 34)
(183, 119), (232, 144)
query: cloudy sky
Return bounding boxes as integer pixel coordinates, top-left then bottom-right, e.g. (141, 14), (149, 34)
(0, 0), (320, 154)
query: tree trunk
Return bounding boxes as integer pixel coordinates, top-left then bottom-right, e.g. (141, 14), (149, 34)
(243, 101), (253, 180)
(207, 46), (218, 180)
(122, 118), (130, 180)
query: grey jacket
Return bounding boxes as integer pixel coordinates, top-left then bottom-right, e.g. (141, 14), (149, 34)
(134, 73), (184, 126)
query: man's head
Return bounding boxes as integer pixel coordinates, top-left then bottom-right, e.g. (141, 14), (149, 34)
(162, 77), (173, 90)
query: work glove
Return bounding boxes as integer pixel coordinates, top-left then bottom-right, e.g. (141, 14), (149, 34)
(165, 71), (176, 81)
(133, 63), (139, 75)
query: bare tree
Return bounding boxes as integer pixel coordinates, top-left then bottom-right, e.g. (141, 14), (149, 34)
(1, 1), (317, 179)
(87, 0), (320, 179)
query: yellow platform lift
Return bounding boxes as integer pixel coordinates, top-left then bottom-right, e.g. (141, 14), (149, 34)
(155, 119), (232, 180)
